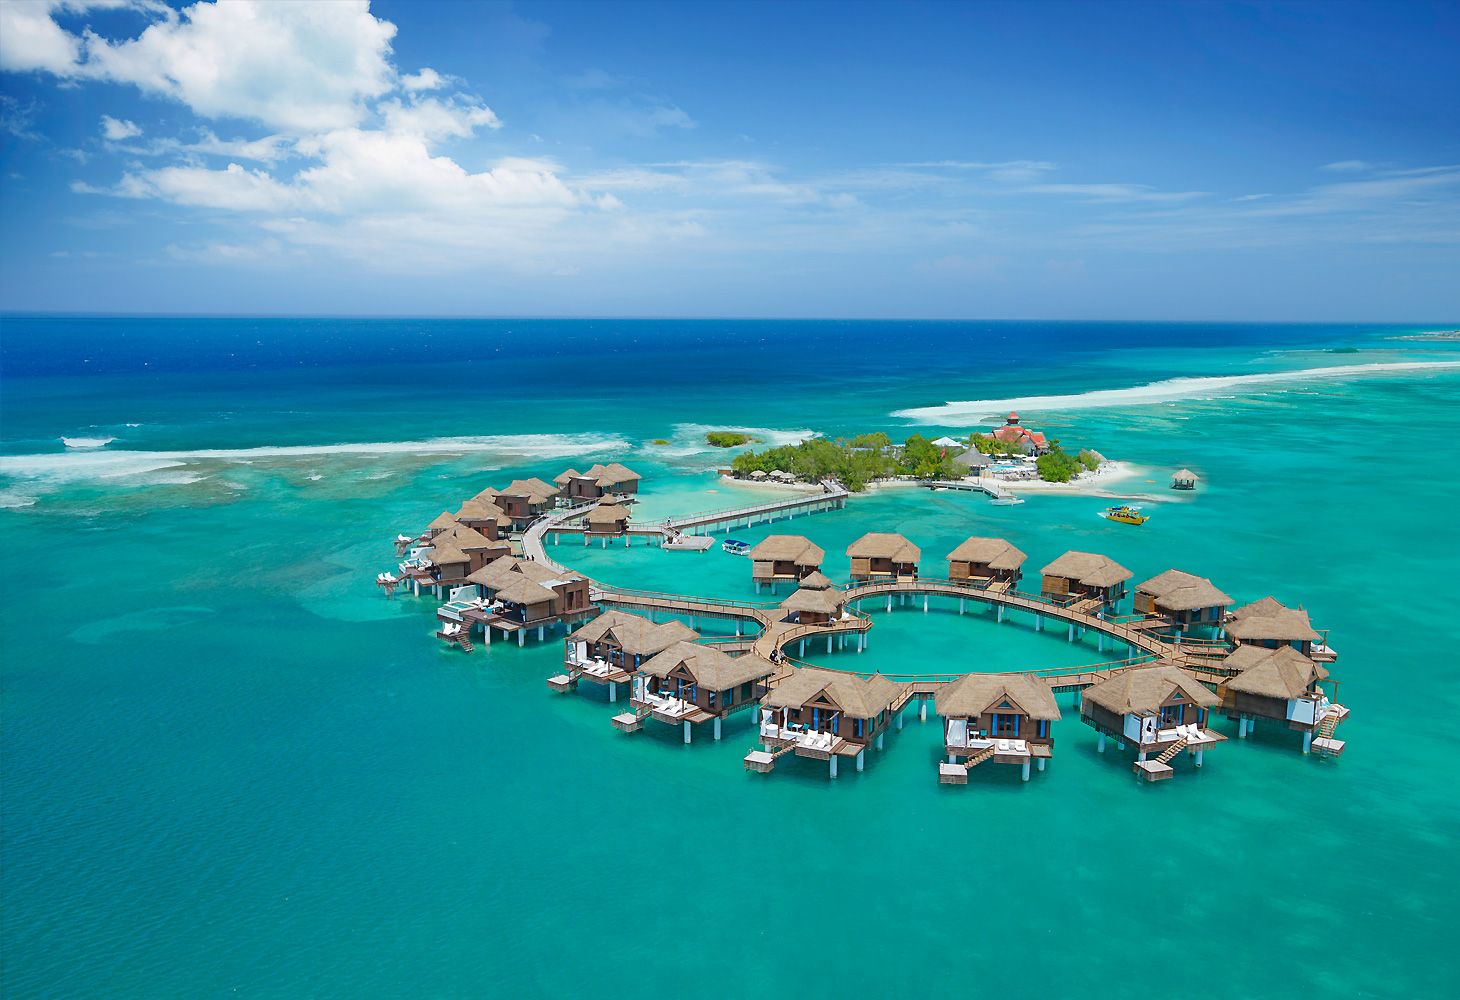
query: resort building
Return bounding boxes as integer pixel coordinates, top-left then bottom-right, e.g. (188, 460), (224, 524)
(1217, 645), (1348, 755)
(556, 463), (641, 501)
(430, 523), (512, 570)
(453, 498), (513, 541)
(982, 411), (1049, 455)
(1040, 551), (1133, 611)
(1133, 569), (1233, 636)
(424, 510), (459, 539)
(1171, 468), (1199, 491)
(1224, 596), (1332, 661)
(1080, 663), (1224, 781)
(946, 537), (1027, 591)
(492, 478), (561, 530)
(935, 673), (1060, 783)
(779, 584), (847, 626)
(747, 667), (904, 777)
(748, 534), (826, 593)
(847, 533), (921, 582)
(623, 641), (777, 742)
(441, 555), (593, 645)
(952, 449), (992, 476)
(554, 610), (697, 697)
(583, 502), (631, 543)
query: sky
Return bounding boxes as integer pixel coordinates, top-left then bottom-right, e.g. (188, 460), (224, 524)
(0, 0), (1457, 320)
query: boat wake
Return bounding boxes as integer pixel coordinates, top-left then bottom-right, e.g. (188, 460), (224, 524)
(893, 361), (1460, 423)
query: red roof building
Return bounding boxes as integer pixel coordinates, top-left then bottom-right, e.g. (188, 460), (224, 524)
(986, 411), (1049, 454)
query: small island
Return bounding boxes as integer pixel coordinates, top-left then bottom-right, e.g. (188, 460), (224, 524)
(706, 430), (754, 447)
(728, 413), (1109, 491)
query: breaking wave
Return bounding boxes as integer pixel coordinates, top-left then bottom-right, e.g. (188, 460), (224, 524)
(61, 436), (116, 449)
(892, 361), (1460, 423)
(0, 433), (631, 488)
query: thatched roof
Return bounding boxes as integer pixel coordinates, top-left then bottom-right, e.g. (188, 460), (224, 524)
(749, 470), (768, 479)
(1083, 663), (1217, 715)
(748, 534), (824, 565)
(1225, 597), (1320, 642)
(495, 575), (558, 605)
(568, 611), (698, 655)
(424, 542), (469, 567)
(554, 468), (581, 485)
(586, 503), (631, 527)
(1136, 569), (1232, 611)
(471, 487), (500, 504)
(426, 511), (458, 531)
(765, 667), (902, 719)
(799, 571), (835, 590)
(1221, 645), (1328, 699)
(847, 532), (921, 562)
(639, 642), (775, 689)
(952, 449), (991, 469)
(1040, 550), (1132, 588)
(432, 524), (493, 550)
(583, 462), (640, 487)
(455, 499), (513, 528)
(467, 555), (577, 589)
(946, 537), (1027, 570)
(935, 672), (1061, 721)
(1172, 468), (1198, 481)
(500, 478), (560, 504)
(780, 586), (845, 616)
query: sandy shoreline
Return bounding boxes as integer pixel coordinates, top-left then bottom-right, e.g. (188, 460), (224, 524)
(717, 459), (1176, 502)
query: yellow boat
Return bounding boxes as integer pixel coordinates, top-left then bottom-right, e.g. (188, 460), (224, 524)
(1102, 504), (1148, 525)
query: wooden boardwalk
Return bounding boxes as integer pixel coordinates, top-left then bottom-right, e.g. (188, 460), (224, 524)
(510, 500), (1236, 691)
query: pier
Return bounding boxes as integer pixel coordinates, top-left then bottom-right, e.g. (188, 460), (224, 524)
(387, 465), (1349, 783)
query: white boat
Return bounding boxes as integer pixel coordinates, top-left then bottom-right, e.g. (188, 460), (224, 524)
(722, 539), (752, 555)
(988, 495), (1024, 506)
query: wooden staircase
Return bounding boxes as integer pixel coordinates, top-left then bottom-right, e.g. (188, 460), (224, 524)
(963, 744), (997, 770)
(1154, 736), (1188, 765)
(1317, 713), (1340, 740)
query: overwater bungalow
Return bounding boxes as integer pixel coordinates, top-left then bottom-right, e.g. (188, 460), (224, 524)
(552, 610), (697, 697)
(946, 537), (1026, 591)
(935, 673), (1059, 784)
(779, 584), (847, 625)
(1080, 663), (1224, 781)
(748, 534), (825, 593)
(583, 502), (631, 543)
(847, 533), (920, 583)
(1134, 569), (1233, 636)
(492, 478), (561, 530)
(747, 667), (904, 777)
(1224, 596), (1333, 661)
(557, 463), (641, 501)
(623, 642), (776, 742)
(453, 498), (513, 541)
(417, 539), (471, 594)
(1171, 468), (1199, 491)
(431, 524), (512, 572)
(1218, 645), (1348, 754)
(440, 555), (592, 645)
(423, 510), (459, 538)
(1040, 550), (1132, 611)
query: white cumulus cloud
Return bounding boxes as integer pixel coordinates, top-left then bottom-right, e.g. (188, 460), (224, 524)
(100, 115), (141, 140)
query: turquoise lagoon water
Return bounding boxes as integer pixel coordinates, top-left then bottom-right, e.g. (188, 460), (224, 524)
(2, 318), (1458, 997)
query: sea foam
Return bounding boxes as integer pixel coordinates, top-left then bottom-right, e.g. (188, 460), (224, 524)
(892, 361), (1460, 423)
(0, 433), (631, 488)
(61, 436), (116, 449)
(651, 424), (817, 458)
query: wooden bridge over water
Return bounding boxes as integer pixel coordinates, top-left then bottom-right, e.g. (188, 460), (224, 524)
(520, 495), (1238, 692)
